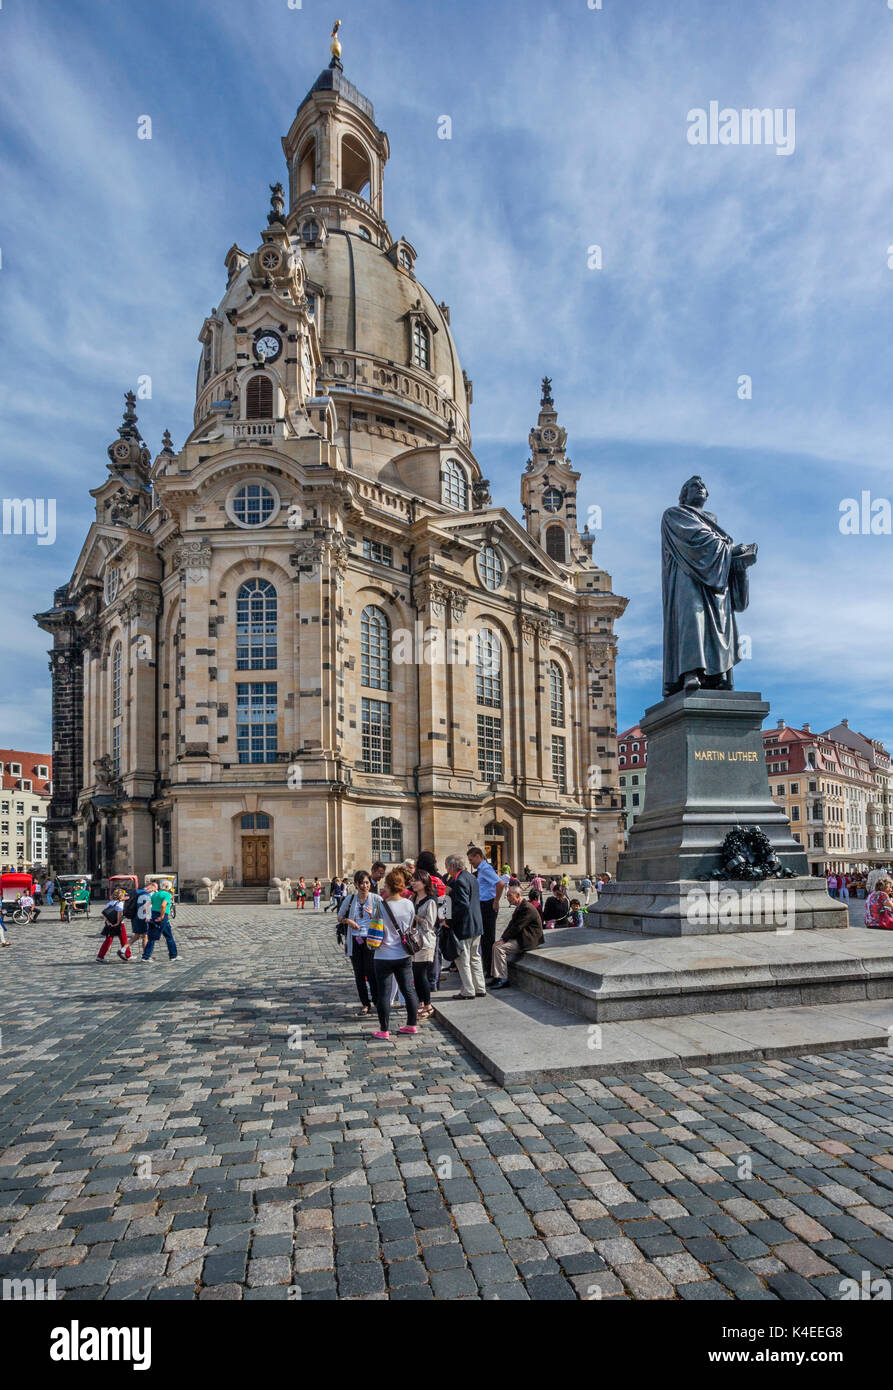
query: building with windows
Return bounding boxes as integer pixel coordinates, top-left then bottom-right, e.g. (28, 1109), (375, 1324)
(0, 749), (52, 871)
(823, 720), (893, 859)
(762, 721), (878, 875)
(617, 725), (647, 836)
(35, 49), (627, 892)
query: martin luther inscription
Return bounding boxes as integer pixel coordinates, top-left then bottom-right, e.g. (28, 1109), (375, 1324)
(694, 750), (759, 762)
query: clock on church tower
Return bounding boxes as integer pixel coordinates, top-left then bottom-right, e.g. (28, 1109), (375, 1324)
(520, 376), (588, 567)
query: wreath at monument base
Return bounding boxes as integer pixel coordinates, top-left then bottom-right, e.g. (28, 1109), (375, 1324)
(701, 825), (797, 881)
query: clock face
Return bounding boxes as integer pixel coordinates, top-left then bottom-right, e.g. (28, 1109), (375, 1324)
(542, 427), (558, 442)
(254, 331), (282, 363)
(543, 486), (563, 513)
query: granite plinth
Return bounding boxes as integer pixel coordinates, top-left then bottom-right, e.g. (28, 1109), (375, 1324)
(512, 926), (893, 1021)
(618, 690), (808, 883)
(588, 877), (847, 936)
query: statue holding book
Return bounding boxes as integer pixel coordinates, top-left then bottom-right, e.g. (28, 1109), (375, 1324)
(661, 476), (758, 697)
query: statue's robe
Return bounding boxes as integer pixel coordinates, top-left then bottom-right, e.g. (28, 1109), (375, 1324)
(661, 505), (750, 694)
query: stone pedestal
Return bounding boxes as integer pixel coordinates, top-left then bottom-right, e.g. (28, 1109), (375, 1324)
(591, 690), (847, 936)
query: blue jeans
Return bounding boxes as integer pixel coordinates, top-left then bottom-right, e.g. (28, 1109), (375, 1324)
(143, 917), (178, 959)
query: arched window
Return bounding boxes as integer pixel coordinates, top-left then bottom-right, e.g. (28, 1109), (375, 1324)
(361, 605), (390, 690)
(559, 828), (577, 864)
(246, 375), (274, 420)
(341, 134), (372, 200)
(549, 661), (565, 726)
(298, 136), (316, 195)
(112, 642), (122, 718)
(545, 524), (567, 563)
(372, 816), (402, 862)
(476, 629), (501, 708)
(412, 321), (430, 370)
(442, 458), (468, 509)
(479, 545), (504, 591)
(236, 579), (277, 670)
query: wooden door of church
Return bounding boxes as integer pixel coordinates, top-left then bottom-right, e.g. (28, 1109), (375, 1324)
(243, 836), (270, 885)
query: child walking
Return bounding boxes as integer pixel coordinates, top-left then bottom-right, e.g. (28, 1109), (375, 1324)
(96, 887), (132, 961)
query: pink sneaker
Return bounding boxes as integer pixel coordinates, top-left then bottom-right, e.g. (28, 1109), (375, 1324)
(398, 1025), (418, 1034)
(372, 1030), (390, 1040)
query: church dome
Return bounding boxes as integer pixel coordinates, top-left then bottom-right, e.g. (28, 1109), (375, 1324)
(300, 230), (469, 427)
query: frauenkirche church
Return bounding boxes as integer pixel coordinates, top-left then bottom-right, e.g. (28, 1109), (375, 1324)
(36, 31), (628, 895)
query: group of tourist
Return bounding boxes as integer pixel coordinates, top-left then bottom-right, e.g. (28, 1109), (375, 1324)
(95, 879), (180, 963)
(330, 848), (601, 1041)
(827, 868), (893, 902)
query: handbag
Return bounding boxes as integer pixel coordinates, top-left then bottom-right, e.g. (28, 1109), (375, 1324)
(383, 898), (424, 955)
(336, 894), (354, 946)
(438, 924), (461, 962)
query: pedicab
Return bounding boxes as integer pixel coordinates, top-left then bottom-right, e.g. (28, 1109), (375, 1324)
(108, 873), (139, 899)
(57, 874), (93, 923)
(1, 871), (37, 925)
(154, 872), (179, 920)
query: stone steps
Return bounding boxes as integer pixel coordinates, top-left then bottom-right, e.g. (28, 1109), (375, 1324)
(513, 926), (893, 1022)
(433, 991), (893, 1085)
(215, 888), (270, 904)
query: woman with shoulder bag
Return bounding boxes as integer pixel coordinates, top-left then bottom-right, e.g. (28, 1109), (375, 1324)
(338, 869), (383, 1014)
(542, 882), (570, 930)
(370, 868), (419, 1039)
(409, 869), (440, 1017)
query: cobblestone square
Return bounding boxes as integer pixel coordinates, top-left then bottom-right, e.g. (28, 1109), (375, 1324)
(1, 904), (892, 1301)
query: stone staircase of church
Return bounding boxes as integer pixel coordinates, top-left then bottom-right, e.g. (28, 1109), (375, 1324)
(215, 887), (271, 905)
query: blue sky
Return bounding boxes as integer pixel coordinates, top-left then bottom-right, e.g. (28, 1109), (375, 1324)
(3, 0), (893, 754)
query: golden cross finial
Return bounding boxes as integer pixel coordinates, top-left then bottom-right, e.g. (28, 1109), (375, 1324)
(330, 19), (342, 61)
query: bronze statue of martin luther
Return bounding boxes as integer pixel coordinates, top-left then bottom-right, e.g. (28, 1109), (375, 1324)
(662, 477), (758, 697)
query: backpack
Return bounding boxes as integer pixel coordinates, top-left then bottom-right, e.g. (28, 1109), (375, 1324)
(122, 891), (139, 921)
(102, 903), (121, 928)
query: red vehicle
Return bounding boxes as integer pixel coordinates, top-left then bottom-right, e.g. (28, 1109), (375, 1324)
(1, 872), (37, 923)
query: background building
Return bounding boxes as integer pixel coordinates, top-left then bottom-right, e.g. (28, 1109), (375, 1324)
(763, 721), (880, 875)
(0, 749), (52, 871)
(35, 52), (628, 892)
(823, 720), (893, 859)
(618, 724), (647, 837)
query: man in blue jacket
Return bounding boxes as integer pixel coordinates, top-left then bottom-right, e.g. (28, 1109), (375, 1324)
(444, 853), (486, 999)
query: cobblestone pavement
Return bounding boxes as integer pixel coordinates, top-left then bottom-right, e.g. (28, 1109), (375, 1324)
(1, 903), (892, 1301)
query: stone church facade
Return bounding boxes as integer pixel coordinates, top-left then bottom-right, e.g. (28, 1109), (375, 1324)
(36, 53), (628, 894)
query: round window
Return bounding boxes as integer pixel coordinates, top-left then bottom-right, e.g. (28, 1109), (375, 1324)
(231, 483), (277, 528)
(543, 486), (563, 513)
(301, 220), (320, 245)
(479, 544), (504, 591)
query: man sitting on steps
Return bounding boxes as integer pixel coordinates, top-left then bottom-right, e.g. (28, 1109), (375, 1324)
(490, 884), (545, 989)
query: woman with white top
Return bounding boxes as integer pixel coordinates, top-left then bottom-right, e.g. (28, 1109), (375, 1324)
(338, 869), (382, 1014)
(371, 867), (419, 1039)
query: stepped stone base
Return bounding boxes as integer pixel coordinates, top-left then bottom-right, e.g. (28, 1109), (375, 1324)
(514, 927), (893, 1021)
(433, 925), (893, 1083)
(588, 878), (847, 936)
(434, 990), (892, 1085)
